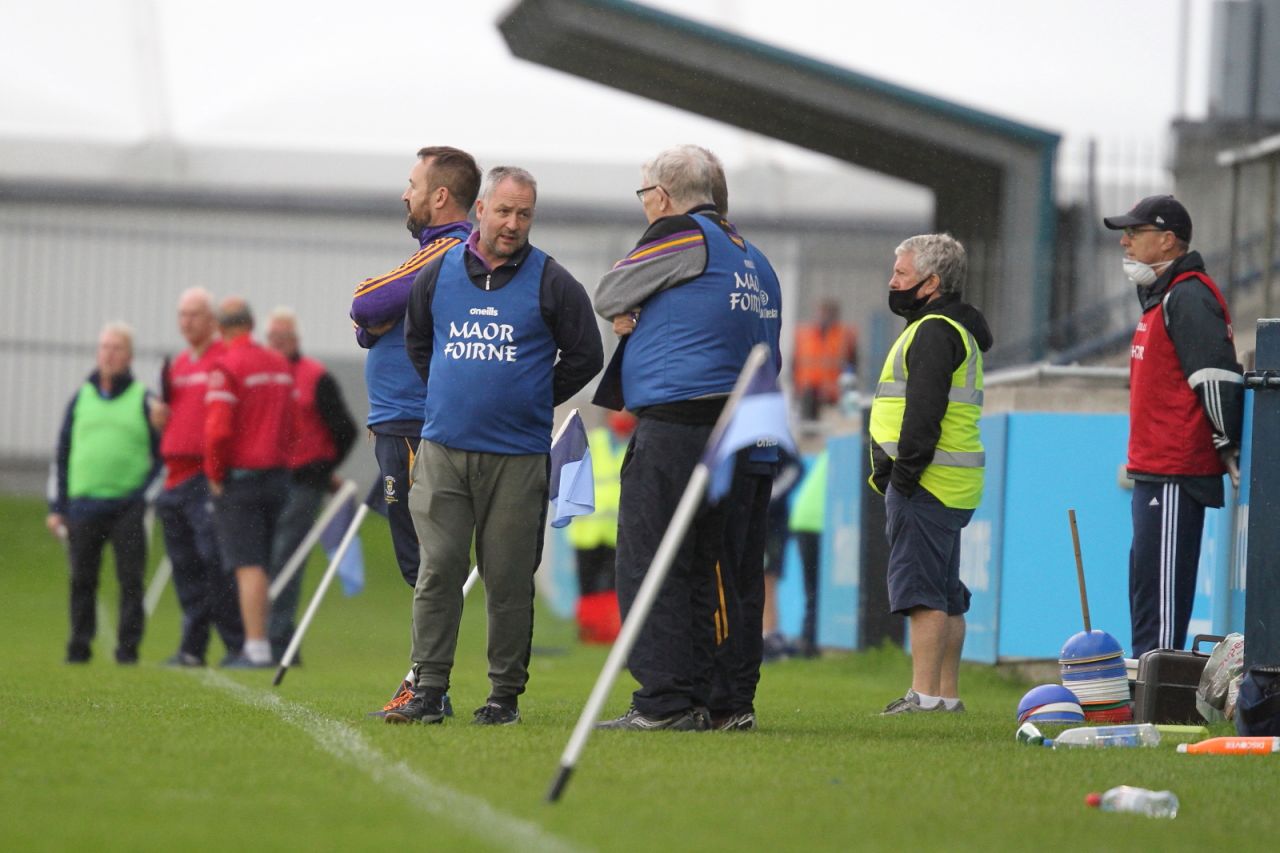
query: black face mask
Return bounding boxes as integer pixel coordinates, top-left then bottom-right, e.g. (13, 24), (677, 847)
(889, 275), (934, 317)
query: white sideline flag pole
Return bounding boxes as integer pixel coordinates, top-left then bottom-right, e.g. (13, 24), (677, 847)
(546, 344), (770, 803)
(143, 557), (172, 617)
(271, 512), (482, 686)
(462, 566), (481, 596)
(268, 479), (358, 602)
(142, 475), (170, 616)
(273, 501), (368, 686)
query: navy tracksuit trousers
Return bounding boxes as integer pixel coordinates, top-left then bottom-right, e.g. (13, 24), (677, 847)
(156, 474), (244, 660)
(66, 499), (147, 662)
(615, 417), (725, 717)
(1129, 480), (1206, 657)
(369, 433), (422, 587)
(708, 457), (772, 715)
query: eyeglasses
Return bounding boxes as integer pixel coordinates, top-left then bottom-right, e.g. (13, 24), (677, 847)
(635, 185), (663, 201)
(1122, 226), (1163, 238)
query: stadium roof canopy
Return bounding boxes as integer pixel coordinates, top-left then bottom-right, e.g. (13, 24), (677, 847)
(499, 0), (1061, 363)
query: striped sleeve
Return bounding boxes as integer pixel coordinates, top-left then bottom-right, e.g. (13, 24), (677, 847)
(1166, 279), (1245, 448)
(350, 237), (461, 328)
(611, 229), (704, 270)
(594, 219), (709, 319)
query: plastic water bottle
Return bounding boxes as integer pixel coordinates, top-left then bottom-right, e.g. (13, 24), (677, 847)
(1015, 721), (1049, 746)
(1085, 786), (1179, 818)
(1176, 736), (1280, 755)
(837, 367), (859, 417)
(1051, 723), (1161, 749)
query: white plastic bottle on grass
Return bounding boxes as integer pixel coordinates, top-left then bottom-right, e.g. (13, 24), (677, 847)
(1051, 723), (1161, 749)
(1085, 786), (1179, 818)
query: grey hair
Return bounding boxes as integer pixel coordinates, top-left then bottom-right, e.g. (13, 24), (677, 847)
(100, 321), (135, 354)
(480, 166), (537, 203)
(642, 145), (717, 211)
(895, 233), (967, 295)
(178, 286), (215, 312)
(268, 305), (299, 332)
(693, 145), (728, 216)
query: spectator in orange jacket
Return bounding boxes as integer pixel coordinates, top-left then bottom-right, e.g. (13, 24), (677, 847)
(793, 299), (857, 421)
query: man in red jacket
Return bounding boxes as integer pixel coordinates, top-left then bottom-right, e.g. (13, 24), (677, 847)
(265, 307), (356, 660)
(205, 297), (294, 668)
(155, 287), (244, 666)
(1103, 195), (1244, 657)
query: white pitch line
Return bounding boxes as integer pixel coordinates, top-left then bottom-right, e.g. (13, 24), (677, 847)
(198, 670), (582, 853)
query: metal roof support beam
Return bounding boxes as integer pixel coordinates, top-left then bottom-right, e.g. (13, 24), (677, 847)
(499, 0), (1060, 363)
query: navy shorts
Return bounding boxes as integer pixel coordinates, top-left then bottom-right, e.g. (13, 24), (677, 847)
(884, 484), (973, 616)
(214, 468), (289, 571)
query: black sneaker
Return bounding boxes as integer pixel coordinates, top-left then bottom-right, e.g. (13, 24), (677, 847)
(163, 651), (205, 668)
(115, 648), (139, 665)
(596, 706), (707, 731)
(368, 679), (413, 719)
(710, 710), (758, 731)
(384, 686), (447, 725)
(472, 701), (521, 726)
(368, 679), (455, 719)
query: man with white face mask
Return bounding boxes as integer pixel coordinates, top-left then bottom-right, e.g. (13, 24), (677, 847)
(1103, 195), (1243, 658)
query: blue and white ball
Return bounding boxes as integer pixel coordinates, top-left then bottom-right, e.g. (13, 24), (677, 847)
(1016, 683), (1085, 723)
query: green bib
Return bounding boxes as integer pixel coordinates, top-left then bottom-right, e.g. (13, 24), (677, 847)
(68, 380), (152, 499)
(789, 450), (829, 533)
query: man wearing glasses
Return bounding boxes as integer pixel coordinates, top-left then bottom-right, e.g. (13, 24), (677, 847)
(592, 145), (783, 731)
(1104, 195), (1243, 657)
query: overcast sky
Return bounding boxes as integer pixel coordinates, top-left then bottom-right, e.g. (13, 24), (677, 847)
(0, 0), (1214, 173)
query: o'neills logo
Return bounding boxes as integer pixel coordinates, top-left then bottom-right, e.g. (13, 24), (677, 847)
(470, 307), (499, 316)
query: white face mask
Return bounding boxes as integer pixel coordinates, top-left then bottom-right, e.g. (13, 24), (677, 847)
(1123, 257), (1172, 287)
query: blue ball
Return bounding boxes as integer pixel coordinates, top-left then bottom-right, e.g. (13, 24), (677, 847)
(1017, 683), (1084, 722)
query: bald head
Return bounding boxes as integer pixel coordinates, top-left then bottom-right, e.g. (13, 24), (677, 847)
(266, 306), (300, 360)
(177, 287), (217, 350)
(217, 296), (254, 339)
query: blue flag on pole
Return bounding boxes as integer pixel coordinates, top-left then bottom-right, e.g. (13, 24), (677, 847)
(320, 492), (366, 596)
(549, 409), (595, 528)
(702, 360), (796, 502)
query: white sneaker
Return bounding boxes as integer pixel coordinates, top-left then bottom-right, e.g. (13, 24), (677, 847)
(881, 689), (942, 715)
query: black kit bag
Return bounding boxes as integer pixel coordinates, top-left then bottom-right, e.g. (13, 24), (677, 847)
(1234, 668), (1280, 736)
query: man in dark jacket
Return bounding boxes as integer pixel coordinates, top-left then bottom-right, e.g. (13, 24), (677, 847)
(47, 322), (161, 664)
(265, 307), (357, 661)
(868, 233), (991, 715)
(387, 166), (602, 726)
(1103, 195), (1243, 657)
(592, 144), (783, 731)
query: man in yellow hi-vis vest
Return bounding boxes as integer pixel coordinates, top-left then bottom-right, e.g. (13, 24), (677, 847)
(868, 234), (991, 715)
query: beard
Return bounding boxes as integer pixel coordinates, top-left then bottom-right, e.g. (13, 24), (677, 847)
(406, 211), (431, 240)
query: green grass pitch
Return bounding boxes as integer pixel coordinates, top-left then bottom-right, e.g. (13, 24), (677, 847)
(1, 494), (1275, 851)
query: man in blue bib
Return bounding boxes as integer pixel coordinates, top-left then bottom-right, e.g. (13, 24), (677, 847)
(592, 145), (784, 731)
(351, 145), (481, 718)
(388, 166), (603, 726)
